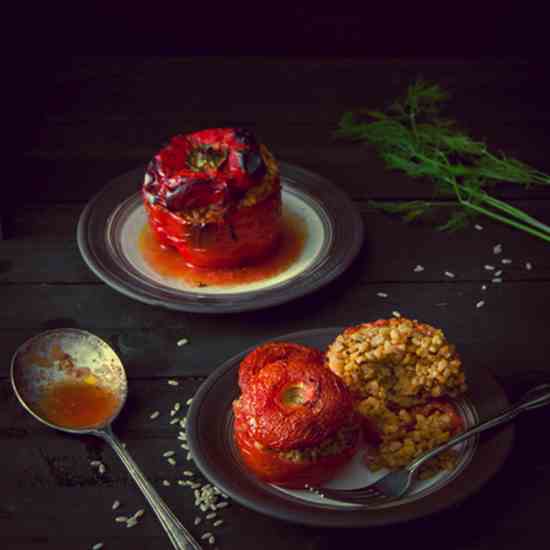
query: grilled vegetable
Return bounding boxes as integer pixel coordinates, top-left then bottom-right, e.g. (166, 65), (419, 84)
(143, 128), (281, 269)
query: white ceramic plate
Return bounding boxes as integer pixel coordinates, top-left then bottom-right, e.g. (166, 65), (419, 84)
(78, 163), (364, 313)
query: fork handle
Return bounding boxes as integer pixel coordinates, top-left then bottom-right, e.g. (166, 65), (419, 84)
(408, 384), (550, 472)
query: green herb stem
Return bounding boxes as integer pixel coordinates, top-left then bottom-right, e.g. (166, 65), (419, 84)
(336, 79), (550, 242)
(459, 200), (550, 243)
(456, 184), (550, 235)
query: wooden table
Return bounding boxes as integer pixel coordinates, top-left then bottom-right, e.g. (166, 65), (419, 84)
(4, 57), (550, 549)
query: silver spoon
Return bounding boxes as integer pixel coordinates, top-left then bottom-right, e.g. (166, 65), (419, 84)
(10, 328), (202, 550)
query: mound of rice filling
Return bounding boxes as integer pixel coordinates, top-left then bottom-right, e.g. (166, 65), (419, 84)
(326, 318), (467, 478)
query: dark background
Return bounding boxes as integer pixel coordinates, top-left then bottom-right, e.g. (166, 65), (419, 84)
(13, 5), (550, 170)
(16, 5), (549, 56)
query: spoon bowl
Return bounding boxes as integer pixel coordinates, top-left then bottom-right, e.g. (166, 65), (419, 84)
(11, 328), (127, 433)
(11, 328), (201, 550)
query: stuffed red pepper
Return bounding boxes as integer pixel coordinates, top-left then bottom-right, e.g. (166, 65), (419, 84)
(143, 128), (282, 269)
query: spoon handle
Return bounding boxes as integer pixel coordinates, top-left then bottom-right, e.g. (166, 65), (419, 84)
(98, 427), (202, 550)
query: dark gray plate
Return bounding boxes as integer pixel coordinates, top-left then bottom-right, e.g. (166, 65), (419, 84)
(77, 163), (363, 314)
(186, 328), (514, 527)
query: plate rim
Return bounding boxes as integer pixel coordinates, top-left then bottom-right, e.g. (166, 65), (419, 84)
(186, 327), (515, 528)
(77, 162), (364, 314)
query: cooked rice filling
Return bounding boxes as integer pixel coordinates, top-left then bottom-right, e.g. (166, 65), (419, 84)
(254, 423), (357, 464)
(360, 398), (459, 477)
(327, 318), (467, 478)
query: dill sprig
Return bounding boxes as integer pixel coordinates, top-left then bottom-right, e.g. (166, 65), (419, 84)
(336, 79), (550, 242)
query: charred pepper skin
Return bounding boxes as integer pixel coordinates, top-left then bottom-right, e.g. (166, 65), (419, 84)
(143, 128), (281, 269)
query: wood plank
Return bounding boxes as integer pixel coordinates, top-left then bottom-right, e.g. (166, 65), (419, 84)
(25, 57), (550, 121)
(2, 200), (549, 284)
(11, 56), (550, 550)
(22, 142), (550, 204)
(1, 280), (549, 378)
(20, 57), (550, 202)
(2, 378), (550, 549)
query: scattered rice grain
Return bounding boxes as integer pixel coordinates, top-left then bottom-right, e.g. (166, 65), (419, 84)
(501, 258), (512, 264)
(149, 411), (160, 420)
(170, 418), (180, 425)
(90, 460), (101, 467)
(474, 224), (483, 231)
(133, 509), (145, 519)
(92, 543), (104, 550)
(167, 458), (177, 466)
(376, 292), (388, 298)
(444, 271), (455, 278)
(213, 519), (224, 527)
(186, 398), (193, 406)
(413, 265), (424, 272)
(162, 480), (171, 486)
(201, 532), (213, 540)
(476, 300), (485, 309)
(163, 451), (175, 458)
(181, 444), (189, 450)
(167, 379), (179, 386)
(484, 265), (495, 271)
(481, 285), (487, 291)
(494, 270), (502, 277)
(126, 519), (138, 528)
(112, 500), (120, 510)
(208, 536), (215, 545)
(177, 338), (189, 347)
(526, 261), (533, 270)
(183, 470), (194, 477)
(115, 516), (129, 523)
(216, 502), (229, 509)
(194, 516), (202, 525)
(492, 277), (502, 283)
(206, 513), (216, 520)
(98, 464), (106, 475)
(187, 452), (192, 461)
(392, 311), (401, 318)
(493, 244), (503, 255)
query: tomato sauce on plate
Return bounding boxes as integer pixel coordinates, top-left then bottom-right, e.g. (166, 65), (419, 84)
(138, 211), (307, 287)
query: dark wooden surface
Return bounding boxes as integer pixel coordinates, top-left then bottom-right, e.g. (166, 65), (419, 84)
(4, 57), (550, 549)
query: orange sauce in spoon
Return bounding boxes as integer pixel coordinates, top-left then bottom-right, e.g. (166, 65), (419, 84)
(37, 381), (119, 429)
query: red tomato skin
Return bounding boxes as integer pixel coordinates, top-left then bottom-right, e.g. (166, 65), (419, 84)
(233, 416), (360, 489)
(238, 342), (325, 391)
(234, 357), (354, 451)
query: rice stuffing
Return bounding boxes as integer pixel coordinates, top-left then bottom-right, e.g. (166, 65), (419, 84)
(326, 317), (467, 478)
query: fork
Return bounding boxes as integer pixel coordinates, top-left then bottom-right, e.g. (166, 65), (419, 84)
(318, 383), (550, 505)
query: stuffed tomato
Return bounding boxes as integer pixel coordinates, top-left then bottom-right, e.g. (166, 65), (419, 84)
(233, 342), (360, 488)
